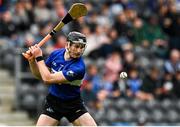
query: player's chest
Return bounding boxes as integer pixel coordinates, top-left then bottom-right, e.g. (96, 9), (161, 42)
(51, 59), (73, 72)
(51, 60), (65, 72)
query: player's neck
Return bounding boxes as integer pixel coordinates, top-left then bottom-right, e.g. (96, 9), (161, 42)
(64, 51), (72, 61)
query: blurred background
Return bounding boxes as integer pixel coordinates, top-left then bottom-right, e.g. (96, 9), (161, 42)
(0, 0), (180, 126)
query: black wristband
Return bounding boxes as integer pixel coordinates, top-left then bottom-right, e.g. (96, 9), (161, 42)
(36, 56), (43, 62)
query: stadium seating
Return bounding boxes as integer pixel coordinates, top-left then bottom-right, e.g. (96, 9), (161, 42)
(90, 98), (180, 125)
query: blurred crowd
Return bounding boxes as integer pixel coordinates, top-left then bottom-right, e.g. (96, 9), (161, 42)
(0, 0), (180, 111)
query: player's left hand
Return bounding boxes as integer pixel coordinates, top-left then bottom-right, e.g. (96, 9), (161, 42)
(22, 52), (34, 61)
(29, 44), (43, 58)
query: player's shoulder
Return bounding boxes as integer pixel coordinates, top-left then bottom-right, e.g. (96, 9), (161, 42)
(71, 57), (86, 72)
(50, 48), (65, 57)
(75, 57), (85, 68)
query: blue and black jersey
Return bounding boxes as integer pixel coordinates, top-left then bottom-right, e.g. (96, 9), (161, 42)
(45, 48), (85, 100)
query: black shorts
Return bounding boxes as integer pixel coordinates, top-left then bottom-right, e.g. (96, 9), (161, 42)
(42, 93), (88, 122)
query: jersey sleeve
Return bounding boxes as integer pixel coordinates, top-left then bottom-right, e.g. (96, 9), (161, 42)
(45, 56), (52, 68)
(62, 66), (85, 81)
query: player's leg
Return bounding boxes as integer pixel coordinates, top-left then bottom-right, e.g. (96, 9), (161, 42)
(37, 94), (62, 126)
(36, 114), (59, 126)
(72, 112), (97, 126)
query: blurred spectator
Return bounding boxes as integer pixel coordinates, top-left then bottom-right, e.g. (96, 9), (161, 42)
(146, 14), (168, 44)
(136, 67), (162, 101)
(34, 0), (51, 23)
(113, 12), (131, 45)
(52, 34), (66, 50)
(124, 7), (137, 22)
(98, 52), (122, 100)
(104, 52), (122, 84)
(164, 49), (180, 75)
(158, 71), (174, 99)
(81, 79), (97, 109)
(122, 43), (140, 72)
(109, 2), (123, 19)
(82, 64), (115, 109)
(126, 68), (142, 98)
(24, 0), (35, 24)
(85, 24), (110, 59)
(12, 1), (32, 32)
(158, 1), (180, 49)
(51, 0), (66, 23)
(172, 70), (180, 98)
(107, 28), (119, 47)
(97, 73), (113, 102)
(148, 14), (169, 58)
(151, 39), (169, 59)
(0, 10), (16, 37)
(97, 3), (112, 27)
(82, 64), (101, 95)
(131, 17), (147, 46)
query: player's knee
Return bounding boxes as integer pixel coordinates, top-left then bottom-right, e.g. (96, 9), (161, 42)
(86, 120), (97, 126)
(75, 113), (97, 126)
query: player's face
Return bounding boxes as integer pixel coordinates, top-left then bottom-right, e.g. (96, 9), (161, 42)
(68, 42), (86, 58)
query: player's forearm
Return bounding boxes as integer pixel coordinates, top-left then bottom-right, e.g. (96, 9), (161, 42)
(36, 60), (52, 83)
(28, 59), (41, 79)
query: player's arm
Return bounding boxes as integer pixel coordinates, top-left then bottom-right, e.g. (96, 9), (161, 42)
(36, 60), (67, 84)
(28, 58), (42, 79)
(23, 51), (42, 79)
(29, 44), (68, 84)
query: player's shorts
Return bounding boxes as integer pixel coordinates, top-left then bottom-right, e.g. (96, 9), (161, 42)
(42, 93), (88, 122)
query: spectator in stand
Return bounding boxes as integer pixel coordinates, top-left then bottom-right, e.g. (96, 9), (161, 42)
(53, 34), (66, 50)
(146, 14), (168, 45)
(136, 66), (162, 101)
(158, 71), (174, 99)
(121, 43), (140, 73)
(82, 64), (101, 96)
(34, 0), (51, 23)
(86, 24), (110, 59)
(0, 10), (16, 37)
(107, 28), (119, 49)
(113, 12), (131, 41)
(112, 11), (132, 48)
(158, 1), (180, 49)
(104, 52), (122, 84)
(164, 49), (180, 75)
(172, 70), (180, 98)
(126, 68), (142, 99)
(131, 17), (148, 46)
(83, 65), (121, 104)
(96, 73), (113, 102)
(97, 73), (121, 101)
(81, 79), (98, 110)
(147, 14), (168, 59)
(51, 0), (66, 23)
(82, 65), (115, 109)
(98, 52), (122, 100)
(12, 1), (32, 32)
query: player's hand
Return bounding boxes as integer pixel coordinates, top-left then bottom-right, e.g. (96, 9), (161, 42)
(22, 51), (34, 61)
(29, 44), (43, 58)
